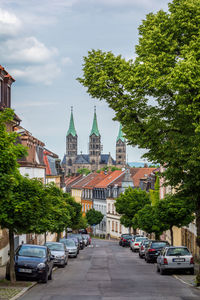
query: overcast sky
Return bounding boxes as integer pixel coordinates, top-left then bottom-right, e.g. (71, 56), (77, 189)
(0, 0), (169, 162)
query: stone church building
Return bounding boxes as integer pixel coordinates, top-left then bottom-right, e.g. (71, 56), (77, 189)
(62, 108), (126, 175)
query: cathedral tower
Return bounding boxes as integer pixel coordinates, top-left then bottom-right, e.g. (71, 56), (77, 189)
(89, 107), (101, 170)
(66, 107), (77, 174)
(116, 123), (126, 168)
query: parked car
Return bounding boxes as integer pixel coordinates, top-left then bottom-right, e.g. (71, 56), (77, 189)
(129, 235), (144, 250)
(119, 234), (130, 246)
(139, 240), (151, 258)
(67, 236), (80, 253)
(78, 229), (87, 234)
(69, 234), (85, 249)
(82, 234), (91, 245)
(6, 244), (53, 283)
(145, 240), (170, 263)
(157, 246), (194, 275)
(121, 235), (133, 247)
(131, 236), (148, 252)
(60, 238), (78, 258)
(44, 242), (68, 267)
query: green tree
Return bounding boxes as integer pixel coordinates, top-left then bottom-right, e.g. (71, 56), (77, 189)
(115, 187), (150, 234)
(150, 176), (160, 206)
(78, 0), (200, 282)
(64, 194), (82, 230)
(136, 204), (166, 240)
(86, 208), (104, 226)
(44, 183), (71, 241)
(156, 194), (195, 245)
(77, 168), (91, 176)
(0, 109), (27, 282)
(4, 175), (50, 282)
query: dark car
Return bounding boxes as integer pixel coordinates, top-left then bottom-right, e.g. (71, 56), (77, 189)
(78, 229), (87, 234)
(145, 240), (170, 263)
(119, 234), (131, 246)
(68, 234), (85, 249)
(6, 244), (53, 283)
(121, 235), (133, 247)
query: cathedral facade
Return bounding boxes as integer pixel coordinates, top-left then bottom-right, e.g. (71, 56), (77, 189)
(62, 108), (126, 175)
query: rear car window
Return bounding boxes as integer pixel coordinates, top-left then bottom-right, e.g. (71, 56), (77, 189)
(151, 242), (168, 248)
(167, 247), (190, 256)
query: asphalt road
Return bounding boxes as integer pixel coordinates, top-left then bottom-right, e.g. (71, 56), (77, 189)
(20, 239), (200, 300)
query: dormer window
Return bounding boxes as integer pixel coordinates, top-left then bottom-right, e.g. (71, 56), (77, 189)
(7, 86), (11, 107)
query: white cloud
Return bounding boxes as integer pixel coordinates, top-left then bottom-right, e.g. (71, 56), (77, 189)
(1, 37), (58, 64)
(11, 63), (61, 85)
(0, 8), (21, 35)
(61, 57), (72, 65)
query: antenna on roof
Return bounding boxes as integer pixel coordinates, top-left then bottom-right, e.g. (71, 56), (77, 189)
(94, 105), (96, 113)
(71, 106), (73, 113)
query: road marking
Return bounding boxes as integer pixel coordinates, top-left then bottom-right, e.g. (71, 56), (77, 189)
(173, 275), (195, 287)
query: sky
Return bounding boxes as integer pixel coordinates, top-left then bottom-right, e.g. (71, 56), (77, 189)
(0, 0), (169, 163)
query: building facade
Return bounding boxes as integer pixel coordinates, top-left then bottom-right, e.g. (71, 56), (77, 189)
(62, 107), (126, 175)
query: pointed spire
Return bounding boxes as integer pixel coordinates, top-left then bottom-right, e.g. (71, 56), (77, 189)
(116, 123), (125, 142)
(90, 106), (100, 136)
(67, 107), (77, 137)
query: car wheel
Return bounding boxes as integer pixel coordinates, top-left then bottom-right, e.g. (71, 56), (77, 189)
(189, 268), (194, 275)
(146, 258), (150, 263)
(48, 269), (52, 280)
(156, 264), (160, 272)
(41, 272), (48, 283)
(160, 268), (166, 275)
(65, 258), (68, 265)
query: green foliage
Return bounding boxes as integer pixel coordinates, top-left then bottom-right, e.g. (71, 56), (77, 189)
(75, 215), (88, 230)
(63, 194), (82, 229)
(150, 176), (160, 206)
(77, 168), (91, 175)
(136, 204), (166, 239)
(111, 166), (121, 171)
(115, 187), (150, 230)
(86, 208), (104, 226)
(78, 0), (200, 247)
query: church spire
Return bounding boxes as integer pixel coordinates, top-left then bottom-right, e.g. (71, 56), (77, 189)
(90, 106), (100, 136)
(116, 123), (125, 142)
(67, 107), (77, 137)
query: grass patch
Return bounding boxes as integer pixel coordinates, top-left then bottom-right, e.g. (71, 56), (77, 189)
(0, 279), (32, 287)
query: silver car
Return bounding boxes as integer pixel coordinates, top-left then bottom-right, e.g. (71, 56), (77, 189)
(60, 238), (78, 258)
(157, 246), (194, 275)
(131, 236), (148, 252)
(45, 242), (68, 267)
(139, 240), (151, 258)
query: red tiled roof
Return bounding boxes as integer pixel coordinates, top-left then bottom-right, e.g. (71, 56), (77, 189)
(43, 154), (51, 175)
(84, 172), (108, 189)
(65, 175), (83, 187)
(71, 172), (98, 189)
(132, 168), (156, 187)
(95, 170), (125, 188)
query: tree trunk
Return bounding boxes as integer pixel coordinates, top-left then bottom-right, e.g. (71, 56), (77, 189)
(129, 227), (131, 234)
(9, 229), (16, 283)
(133, 228), (136, 235)
(56, 232), (61, 242)
(195, 202), (200, 286)
(44, 232), (47, 243)
(170, 226), (174, 246)
(155, 232), (160, 240)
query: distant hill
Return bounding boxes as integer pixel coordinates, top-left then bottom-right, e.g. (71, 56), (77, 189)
(128, 162), (159, 168)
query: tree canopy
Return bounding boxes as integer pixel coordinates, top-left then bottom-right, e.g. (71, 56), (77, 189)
(86, 208), (104, 226)
(115, 187), (150, 232)
(78, 0), (200, 249)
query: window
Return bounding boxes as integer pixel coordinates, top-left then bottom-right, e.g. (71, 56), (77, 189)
(112, 221), (114, 231)
(115, 222), (118, 232)
(108, 203), (110, 213)
(112, 204), (114, 214)
(7, 86), (10, 107)
(0, 80), (2, 105)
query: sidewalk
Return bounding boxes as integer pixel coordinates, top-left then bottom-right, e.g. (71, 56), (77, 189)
(173, 265), (200, 288)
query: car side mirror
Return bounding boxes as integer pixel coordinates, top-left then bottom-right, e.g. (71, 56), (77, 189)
(50, 256), (54, 261)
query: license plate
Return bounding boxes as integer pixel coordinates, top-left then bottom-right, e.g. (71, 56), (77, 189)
(173, 258), (185, 262)
(18, 268), (32, 273)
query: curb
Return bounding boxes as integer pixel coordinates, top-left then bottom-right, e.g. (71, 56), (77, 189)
(173, 274), (200, 290)
(9, 266), (58, 300)
(10, 282), (37, 300)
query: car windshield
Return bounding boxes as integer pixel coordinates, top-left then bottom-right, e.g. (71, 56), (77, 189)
(18, 246), (46, 258)
(65, 239), (76, 247)
(135, 237), (148, 242)
(151, 242), (168, 248)
(167, 248), (190, 256)
(45, 243), (64, 251)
